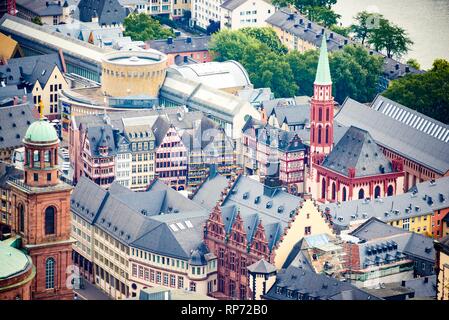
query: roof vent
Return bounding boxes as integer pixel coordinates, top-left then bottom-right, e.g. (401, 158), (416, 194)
(243, 192), (249, 200)
(266, 201), (273, 209)
(425, 247), (432, 253)
(278, 206), (284, 213)
(439, 193), (445, 202)
(254, 196), (261, 204)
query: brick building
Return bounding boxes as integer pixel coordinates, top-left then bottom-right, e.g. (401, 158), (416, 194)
(7, 117), (74, 300)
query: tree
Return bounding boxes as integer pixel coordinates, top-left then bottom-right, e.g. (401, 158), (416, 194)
(286, 45), (383, 103)
(240, 27), (288, 54)
(209, 30), (258, 62)
(123, 13), (174, 41)
(329, 24), (351, 37)
(351, 11), (383, 45)
(368, 18), (413, 59)
(31, 16), (43, 26)
(383, 59), (449, 124)
(406, 58), (421, 70)
(311, 6), (341, 27)
(330, 45), (384, 103)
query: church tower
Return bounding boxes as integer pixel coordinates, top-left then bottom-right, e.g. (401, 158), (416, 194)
(8, 107), (74, 300)
(310, 35), (334, 164)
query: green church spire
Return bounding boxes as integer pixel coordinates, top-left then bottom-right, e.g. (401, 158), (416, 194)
(314, 34), (332, 85)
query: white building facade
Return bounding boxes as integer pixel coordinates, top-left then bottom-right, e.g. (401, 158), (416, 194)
(220, 0), (275, 30)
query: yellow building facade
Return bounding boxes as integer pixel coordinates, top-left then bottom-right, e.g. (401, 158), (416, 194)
(101, 50), (168, 98)
(273, 197), (334, 269)
(388, 213), (433, 237)
(435, 237), (449, 300)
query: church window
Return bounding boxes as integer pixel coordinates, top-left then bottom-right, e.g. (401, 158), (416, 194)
(45, 206), (56, 235)
(45, 258), (55, 289)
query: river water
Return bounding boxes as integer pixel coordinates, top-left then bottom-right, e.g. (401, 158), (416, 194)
(333, 0), (449, 70)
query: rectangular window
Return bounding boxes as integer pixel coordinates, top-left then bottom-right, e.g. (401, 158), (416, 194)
(163, 273), (169, 286)
(178, 276), (184, 289)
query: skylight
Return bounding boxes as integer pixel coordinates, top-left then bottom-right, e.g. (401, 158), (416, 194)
(176, 222), (186, 230)
(169, 224), (179, 232)
(185, 220), (194, 228)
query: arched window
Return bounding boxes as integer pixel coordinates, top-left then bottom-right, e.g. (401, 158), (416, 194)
(311, 125), (315, 143)
(33, 150), (40, 168)
(325, 126), (329, 144)
(45, 258), (55, 289)
(342, 187), (347, 201)
(318, 126), (322, 144)
(387, 185), (394, 196)
(358, 188), (365, 199)
(321, 178), (326, 199)
(374, 186), (381, 199)
(18, 203), (25, 233)
(318, 108), (322, 121)
(326, 108), (330, 121)
(45, 206), (55, 235)
(331, 182), (336, 200)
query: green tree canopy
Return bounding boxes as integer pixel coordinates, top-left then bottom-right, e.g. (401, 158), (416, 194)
(240, 27), (288, 54)
(406, 58), (421, 70)
(350, 11), (384, 45)
(383, 59), (449, 124)
(286, 45), (383, 103)
(123, 13), (174, 41)
(368, 18), (413, 59)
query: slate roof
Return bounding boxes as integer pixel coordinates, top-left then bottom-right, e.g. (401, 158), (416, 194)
(321, 126), (393, 178)
(85, 124), (118, 158)
(0, 102), (35, 150)
(193, 174), (302, 250)
(348, 217), (435, 267)
(71, 176), (209, 260)
(320, 177), (449, 229)
(0, 161), (23, 189)
(266, 8), (422, 80)
(17, 0), (63, 17)
(0, 53), (64, 88)
(371, 95), (449, 144)
(247, 259), (277, 274)
(335, 98), (449, 175)
(148, 36), (211, 54)
(78, 0), (126, 25)
(264, 265), (381, 300)
(281, 238), (315, 271)
(402, 275), (436, 299)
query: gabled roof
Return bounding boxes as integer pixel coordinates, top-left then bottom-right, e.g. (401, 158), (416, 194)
(193, 174), (302, 249)
(0, 103), (35, 150)
(78, 0), (126, 25)
(321, 126), (393, 177)
(0, 32), (22, 60)
(335, 98), (449, 175)
(71, 177), (209, 260)
(85, 124), (118, 158)
(266, 8), (422, 80)
(264, 265), (381, 300)
(0, 53), (64, 88)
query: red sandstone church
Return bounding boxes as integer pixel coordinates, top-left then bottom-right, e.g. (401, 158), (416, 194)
(307, 37), (404, 203)
(1, 116), (74, 300)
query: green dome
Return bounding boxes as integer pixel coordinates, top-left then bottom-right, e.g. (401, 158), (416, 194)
(25, 120), (58, 143)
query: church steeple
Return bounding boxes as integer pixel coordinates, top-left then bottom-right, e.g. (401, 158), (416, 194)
(310, 34), (334, 160)
(315, 36), (332, 86)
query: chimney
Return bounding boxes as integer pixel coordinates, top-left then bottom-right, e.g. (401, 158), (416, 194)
(186, 37), (192, 44)
(405, 66), (410, 73)
(395, 63), (400, 70)
(13, 96), (18, 105)
(46, 1), (49, 7)
(307, 22), (312, 28)
(330, 32), (333, 39)
(167, 37), (173, 44)
(401, 280), (406, 287)
(321, 28), (325, 35)
(22, 95), (27, 103)
(299, 18), (303, 24)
